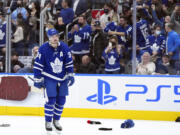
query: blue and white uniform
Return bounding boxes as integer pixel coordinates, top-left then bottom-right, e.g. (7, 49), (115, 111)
(68, 24), (92, 55)
(104, 22), (117, 33)
(145, 34), (166, 56)
(136, 19), (150, 48)
(102, 48), (121, 73)
(34, 39), (74, 123)
(34, 41), (73, 85)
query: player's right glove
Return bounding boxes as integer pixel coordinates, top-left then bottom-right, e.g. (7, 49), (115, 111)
(34, 77), (44, 89)
(67, 73), (75, 87)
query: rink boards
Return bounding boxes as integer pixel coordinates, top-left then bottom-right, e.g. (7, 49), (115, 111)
(0, 74), (180, 121)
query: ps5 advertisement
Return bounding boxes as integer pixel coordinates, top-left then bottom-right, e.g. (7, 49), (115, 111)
(0, 74), (180, 112)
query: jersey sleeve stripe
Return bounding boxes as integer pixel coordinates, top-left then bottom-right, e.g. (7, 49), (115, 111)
(65, 65), (73, 68)
(34, 62), (44, 67)
(65, 61), (73, 65)
(33, 66), (43, 71)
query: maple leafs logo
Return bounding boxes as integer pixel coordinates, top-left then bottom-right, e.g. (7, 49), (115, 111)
(50, 58), (63, 73)
(108, 56), (116, 65)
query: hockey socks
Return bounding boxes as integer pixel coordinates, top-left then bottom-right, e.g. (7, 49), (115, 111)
(53, 96), (66, 120)
(53, 103), (64, 120)
(44, 97), (56, 122)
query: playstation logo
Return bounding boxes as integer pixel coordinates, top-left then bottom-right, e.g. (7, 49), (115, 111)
(87, 79), (117, 105)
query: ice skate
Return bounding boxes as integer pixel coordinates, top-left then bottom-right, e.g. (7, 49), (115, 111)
(53, 119), (62, 133)
(45, 121), (53, 133)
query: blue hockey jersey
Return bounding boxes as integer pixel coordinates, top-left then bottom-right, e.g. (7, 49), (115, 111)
(0, 22), (6, 47)
(145, 34), (166, 55)
(68, 24), (92, 55)
(102, 48), (121, 72)
(104, 22), (117, 33)
(33, 41), (74, 82)
(136, 19), (150, 47)
(116, 25), (132, 47)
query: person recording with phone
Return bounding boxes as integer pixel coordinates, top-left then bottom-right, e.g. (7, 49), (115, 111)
(102, 35), (122, 74)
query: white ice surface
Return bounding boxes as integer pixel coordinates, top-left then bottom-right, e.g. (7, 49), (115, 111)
(0, 116), (179, 135)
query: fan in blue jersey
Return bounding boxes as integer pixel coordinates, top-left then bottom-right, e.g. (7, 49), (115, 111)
(102, 35), (122, 74)
(105, 16), (132, 61)
(136, 13), (151, 49)
(145, 25), (166, 63)
(104, 21), (117, 33)
(33, 28), (75, 133)
(0, 12), (6, 49)
(68, 15), (92, 63)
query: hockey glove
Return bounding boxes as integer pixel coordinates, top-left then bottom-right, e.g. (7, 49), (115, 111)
(67, 74), (75, 86)
(34, 77), (44, 89)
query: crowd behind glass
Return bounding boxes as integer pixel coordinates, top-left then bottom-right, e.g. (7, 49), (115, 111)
(0, 0), (179, 75)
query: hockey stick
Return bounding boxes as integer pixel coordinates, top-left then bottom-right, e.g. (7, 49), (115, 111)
(28, 76), (44, 93)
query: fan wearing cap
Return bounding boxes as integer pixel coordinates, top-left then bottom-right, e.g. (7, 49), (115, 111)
(33, 28), (75, 133)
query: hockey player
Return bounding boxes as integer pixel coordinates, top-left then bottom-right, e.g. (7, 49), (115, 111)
(33, 28), (75, 132)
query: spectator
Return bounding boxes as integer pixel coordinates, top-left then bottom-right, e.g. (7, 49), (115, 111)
(171, 3), (180, 34)
(106, 16), (132, 61)
(44, 2), (55, 25)
(136, 52), (156, 75)
(155, 54), (176, 75)
(60, 0), (74, 25)
(122, 2), (132, 24)
(28, 1), (40, 19)
(145, 25), (166, 63)
(0, 11), (6, 50)
(11, 0), (28, 25)
(77, 55), (96, 73)
(162, 0), (176, 15)
(165, 23), (180, 67)
(57, 0), (74, 32)
(100, 2), (119, 29)
(18, 46), (39, 73)
(68, 15), (92, 63)
(151, 4), (166, 34)
(26, 17), (39, 55)
(102, 35), (122, 74)
(11, 19), (25, 56)
(91, 20), (108, 66)
(11, 51), (24, 73)
(136, 12), (151, 49)
(72, 0), (88, 17)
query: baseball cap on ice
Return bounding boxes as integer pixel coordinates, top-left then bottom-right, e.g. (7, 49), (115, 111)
(47, 28), (59, 37)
